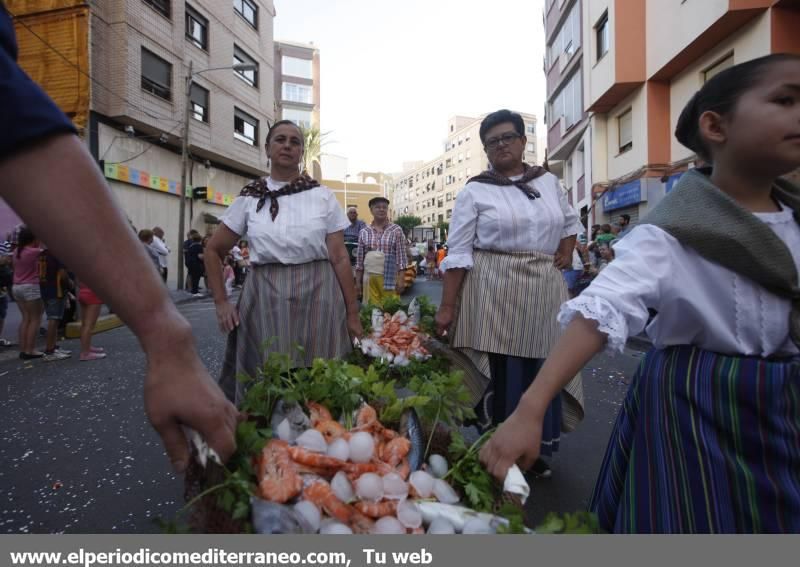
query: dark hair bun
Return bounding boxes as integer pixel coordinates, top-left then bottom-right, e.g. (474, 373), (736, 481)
(675, 91), (702, 154)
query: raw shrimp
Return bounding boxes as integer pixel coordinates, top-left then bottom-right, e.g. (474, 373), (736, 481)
(288, 446), (346, 470)
(303, 481), (374, 534)
(257, 440), (303, 503)
(381, 437), (411, 467)
(315, 420), (347, 442)
(353, 404), (381, 433)
(354, 500), (399, 519)
(307, 402), (333, 426)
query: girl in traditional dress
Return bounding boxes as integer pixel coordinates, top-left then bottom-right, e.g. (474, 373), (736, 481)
(480, 54), (800, 533)
(435, 109), (585, 479)
(204, 120), (363, 404)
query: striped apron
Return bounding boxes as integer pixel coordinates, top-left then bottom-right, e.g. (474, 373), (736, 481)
(591, 346), (800, 533)
(451, 249), (584, 433)
(218, 260), (351, 405)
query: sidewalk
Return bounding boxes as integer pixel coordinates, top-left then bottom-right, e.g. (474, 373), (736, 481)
(0, 285), (212, 347)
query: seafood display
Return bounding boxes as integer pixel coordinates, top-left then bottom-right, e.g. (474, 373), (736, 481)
(360, 307), (431, 366)
(249, 401), (511, 534)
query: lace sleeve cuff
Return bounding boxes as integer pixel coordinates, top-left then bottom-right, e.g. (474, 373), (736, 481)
(439, 253), (473, 272)
(557, 295), (630, 354)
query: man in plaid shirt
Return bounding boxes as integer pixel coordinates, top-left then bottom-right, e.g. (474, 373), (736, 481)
(355, 197), (408, 304)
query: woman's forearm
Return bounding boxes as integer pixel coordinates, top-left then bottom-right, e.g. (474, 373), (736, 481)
(440, 268), (466, 308)
(519, 316), (606, 419)
(331, 254), (359, 313)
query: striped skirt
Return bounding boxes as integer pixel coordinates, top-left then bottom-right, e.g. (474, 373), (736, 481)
(451, 249), (584, 434)
(218, 260), (351, 405)
(590, 346), (800, 533)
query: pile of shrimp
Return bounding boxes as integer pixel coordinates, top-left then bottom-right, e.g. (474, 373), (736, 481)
(360, 310), (430, 366)
(254, 402), (458, 534)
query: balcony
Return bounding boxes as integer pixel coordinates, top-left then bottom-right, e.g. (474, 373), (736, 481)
(548, 115), (589, 162)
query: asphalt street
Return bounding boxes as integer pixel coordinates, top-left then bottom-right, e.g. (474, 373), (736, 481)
(0, 278), (643, 532)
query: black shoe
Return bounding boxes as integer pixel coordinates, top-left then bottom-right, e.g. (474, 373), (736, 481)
(19, 352), (44, 360)
(529, 458), (552, 479)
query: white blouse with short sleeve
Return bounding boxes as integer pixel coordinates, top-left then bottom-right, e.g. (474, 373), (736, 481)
(220, 177), (349, 265)
(439, 171), (583, 272)
(558, 204), (800, 358)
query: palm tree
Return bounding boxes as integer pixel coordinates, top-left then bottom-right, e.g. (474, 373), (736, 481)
(301, 125), (328, 179)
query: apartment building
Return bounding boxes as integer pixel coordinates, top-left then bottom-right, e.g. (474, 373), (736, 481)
(273, 40), (320, 130)
(9, 0), (276, 282)
(584, 0), (800, 227)
(392, 113), (538, 232)
(545, 0), (592, 228)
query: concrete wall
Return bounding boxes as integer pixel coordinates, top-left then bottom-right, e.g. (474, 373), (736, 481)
(668, 12), (772, 161)
(91, 0), (275, 174)
(647, 0), (730, 78)
(606, 87), (648, 181)
(585, 0), (614, 108)
(98, 122), (248, 284)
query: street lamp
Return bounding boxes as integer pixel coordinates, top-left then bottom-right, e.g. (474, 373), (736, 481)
(177, 61), (257, 291)
(344, 174), (351, 209)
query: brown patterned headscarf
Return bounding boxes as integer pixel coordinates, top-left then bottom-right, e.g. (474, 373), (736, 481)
(467, 162), (547, 200)
(239, 174), (320, 221)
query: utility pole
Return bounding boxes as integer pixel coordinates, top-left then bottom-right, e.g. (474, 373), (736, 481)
(177, 60), (193, 291)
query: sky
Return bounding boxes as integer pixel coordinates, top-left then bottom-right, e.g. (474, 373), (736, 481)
(273, 0), (547, 175)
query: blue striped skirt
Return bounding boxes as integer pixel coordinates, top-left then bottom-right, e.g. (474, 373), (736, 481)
(590, 346), (800, 533)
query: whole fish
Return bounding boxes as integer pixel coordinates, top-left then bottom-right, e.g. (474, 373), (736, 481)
(416, 501), (531, 534)
(270, 399), (310, 443)
(399, 408), (425, 472)
(251, 497), (315, 534)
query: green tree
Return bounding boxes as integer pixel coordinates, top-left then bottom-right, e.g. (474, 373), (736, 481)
(300, 125), (329, 178)
(395, 215), (422, 236)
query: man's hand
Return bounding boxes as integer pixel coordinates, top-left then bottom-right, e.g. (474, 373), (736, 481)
(143, 325), (239, 473)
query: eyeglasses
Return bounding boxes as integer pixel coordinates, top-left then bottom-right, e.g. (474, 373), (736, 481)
(484, 132), (521, 150)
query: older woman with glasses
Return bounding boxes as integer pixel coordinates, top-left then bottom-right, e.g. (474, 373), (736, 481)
(435, 109), (584, 478)
(204, 120), (363, 404)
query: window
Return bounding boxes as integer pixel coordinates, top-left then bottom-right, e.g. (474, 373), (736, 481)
(527, 143), (535, 152)
(233, 45), (258, 87)
(526, 123), (536, 134)
(551, 70), (582, 128)
(548, 3), (581, 67)
(185, 5), (208, 50)
(703, 53), (734, 83)
(282, 56), (313, 79)
(143, 0), (170, 18)
(282, 82), (313, 104)
(283, 107), (312, 129)
(618, 108), (633, 153)
(596, 12), (609, 60)
(234, 107), (258, 145)
(141, 48), (172, 101)
(446, 209), (453, 219)
(190, 83), (209, 122)
(234, 0), (257, 28)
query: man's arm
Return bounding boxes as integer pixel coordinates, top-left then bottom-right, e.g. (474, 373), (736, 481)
(0, 133), (238, 472)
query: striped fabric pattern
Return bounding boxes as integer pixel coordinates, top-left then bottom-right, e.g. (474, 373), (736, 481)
(590, 346), (800, 533)
(451, 249), (584, 432)
(218, 260), (351, 405)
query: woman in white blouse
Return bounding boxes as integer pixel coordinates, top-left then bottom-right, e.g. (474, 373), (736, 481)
(434, 109), (584, 478)
(204, 120), (363, 404)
